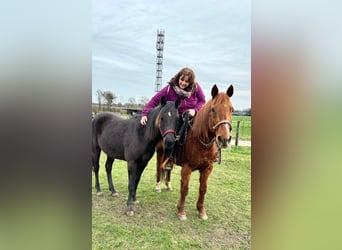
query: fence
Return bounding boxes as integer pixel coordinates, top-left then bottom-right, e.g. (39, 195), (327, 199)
(232, 119), (251, 141)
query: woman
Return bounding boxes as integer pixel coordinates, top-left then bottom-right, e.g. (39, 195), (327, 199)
(140, 67), (206, 125)
(140, 67), (206, 169)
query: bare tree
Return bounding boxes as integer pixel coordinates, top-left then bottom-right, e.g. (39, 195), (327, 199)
(97, 89), (103, 111)
(139, 96), (149, 107)
(102, 90), (117, 110)
(127, 97), (137, 108)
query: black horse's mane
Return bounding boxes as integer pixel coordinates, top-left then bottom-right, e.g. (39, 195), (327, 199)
(144, 104), (162, 141)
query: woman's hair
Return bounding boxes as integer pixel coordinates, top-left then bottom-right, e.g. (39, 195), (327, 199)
(168, 67), (197, 92)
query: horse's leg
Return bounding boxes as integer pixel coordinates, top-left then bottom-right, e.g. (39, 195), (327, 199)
(155, 142), (164, 192)
(177, 165), (192, 220)
(132, 163), (147, 202)
(126, 160), (137, 216)
(92, 147), (102, 195)
(155, 162), (162, 193)
(156, 142), (172, 192)
(105, 157), (118, 197)
(165, 169), (172, 191)
(196, 164), (213, 220)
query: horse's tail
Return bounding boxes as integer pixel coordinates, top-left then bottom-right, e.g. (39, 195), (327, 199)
(92, 113), (109, 169)
(91, 117), (98, 170)
(91, 112), (111, 153)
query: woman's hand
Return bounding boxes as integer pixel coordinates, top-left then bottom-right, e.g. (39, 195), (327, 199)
(188, 109), (196, 117)
(140, 115), (148, 125)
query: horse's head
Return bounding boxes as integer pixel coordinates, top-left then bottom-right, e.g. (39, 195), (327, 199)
(209, 84), (234, 148)
(157, 96), (180, 158)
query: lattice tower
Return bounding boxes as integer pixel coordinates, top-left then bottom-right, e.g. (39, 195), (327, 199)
(155, 29), (165, 92)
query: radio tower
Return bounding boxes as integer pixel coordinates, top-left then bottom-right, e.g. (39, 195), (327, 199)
(155, 29), (165, 92)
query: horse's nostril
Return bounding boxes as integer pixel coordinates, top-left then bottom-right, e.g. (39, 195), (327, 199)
(217, 136), (230, 147)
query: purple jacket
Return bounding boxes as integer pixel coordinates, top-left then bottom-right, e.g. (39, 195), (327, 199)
(142, 83), (206, 116)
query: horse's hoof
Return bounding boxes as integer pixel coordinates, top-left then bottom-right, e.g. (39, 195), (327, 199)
(96, 191), (103, 196)
(166, 182), (173, 191)
(199, 213), (208, 220)
(126, 210), (134, 216)
(178, 214), (187, 221)
(111, 192), (119, 197)
(155, 182), (161, 193)
(133, 200), (139, 204)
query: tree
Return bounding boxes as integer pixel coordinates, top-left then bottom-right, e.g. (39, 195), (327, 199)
(96, 89), (103, 111)
(127, 97), (137, 108)
(139, 96), (149, 107)
(102, 90), (117, 110)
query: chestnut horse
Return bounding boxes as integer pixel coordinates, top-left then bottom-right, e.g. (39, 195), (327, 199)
(156, 84), (234, 220)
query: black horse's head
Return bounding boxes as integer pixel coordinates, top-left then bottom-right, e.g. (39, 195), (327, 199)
(157, 96), (180, 158)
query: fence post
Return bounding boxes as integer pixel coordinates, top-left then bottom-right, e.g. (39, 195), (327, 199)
(235, 120), (241, 146)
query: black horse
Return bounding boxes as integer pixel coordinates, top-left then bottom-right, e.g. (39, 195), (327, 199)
(92, 97), (180, 215)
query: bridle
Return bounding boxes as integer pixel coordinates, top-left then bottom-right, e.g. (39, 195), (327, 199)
(160, 128), (176, 138)
(158, 108), (178, 138)
(198, 119), (232, 147)
(197, 119), (232, 164)
(212, 120), (232, 132)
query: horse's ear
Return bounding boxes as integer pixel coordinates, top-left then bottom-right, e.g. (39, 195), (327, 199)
(211, 84), (219, 98)
(160, 96), (167, 106)
(226, 85), (234, 97)
(175, 97), (181, 108)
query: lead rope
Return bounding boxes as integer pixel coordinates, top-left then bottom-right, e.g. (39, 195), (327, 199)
(198, 137), (222, 164)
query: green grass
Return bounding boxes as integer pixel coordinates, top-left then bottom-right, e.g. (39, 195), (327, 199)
(92, 146), (251, 249)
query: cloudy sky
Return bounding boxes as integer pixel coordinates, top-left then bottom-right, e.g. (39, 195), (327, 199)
(93, 0), (251, 110)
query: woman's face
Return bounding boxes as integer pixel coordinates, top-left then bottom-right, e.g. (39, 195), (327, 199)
(178, 75), (190, 89)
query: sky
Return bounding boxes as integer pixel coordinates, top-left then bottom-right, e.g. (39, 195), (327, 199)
(92, 0), (251, 110)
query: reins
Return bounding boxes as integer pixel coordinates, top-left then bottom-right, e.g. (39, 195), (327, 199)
(198, 136), (216, 148)
(198, 119), (232, 164)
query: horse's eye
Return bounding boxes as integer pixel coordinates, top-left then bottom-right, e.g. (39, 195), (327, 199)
(211, 108), (215, 113)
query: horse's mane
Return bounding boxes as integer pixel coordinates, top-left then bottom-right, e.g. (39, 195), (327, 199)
(192, 98), (212, 142)
(145, 105), (162, 141)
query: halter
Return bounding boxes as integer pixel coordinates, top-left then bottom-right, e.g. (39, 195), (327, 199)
(199, 119), (232, 146)
(157, 108), (177, 138)
(160, 128), (177, 138)
(197, 119), (232, 164)
(212, 120), (231, 132)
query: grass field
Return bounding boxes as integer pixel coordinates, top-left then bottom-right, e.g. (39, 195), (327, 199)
(92, 146), (251, 249)
(232, 115), (251, 141)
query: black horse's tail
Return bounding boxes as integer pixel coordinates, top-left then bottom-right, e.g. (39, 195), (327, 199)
(92, 113), (108, 169)
(91, 117), (98, 170)
(92, 121), (99, 152)
(91, 112), (111, 154)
